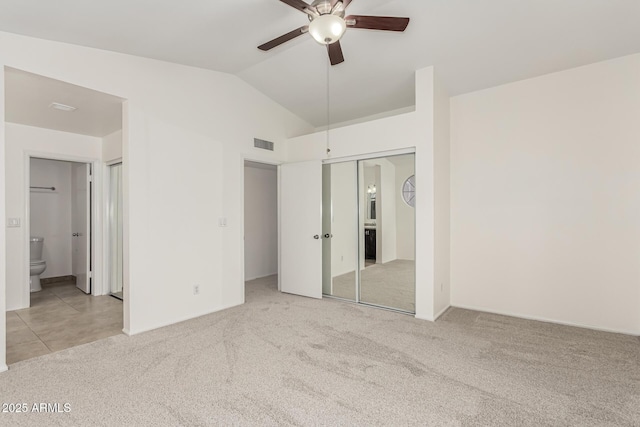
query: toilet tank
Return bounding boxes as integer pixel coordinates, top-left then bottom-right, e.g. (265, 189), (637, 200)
(30, 237), (44, 261)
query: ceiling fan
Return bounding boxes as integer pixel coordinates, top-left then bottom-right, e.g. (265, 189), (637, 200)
(258, 0), (410, 66)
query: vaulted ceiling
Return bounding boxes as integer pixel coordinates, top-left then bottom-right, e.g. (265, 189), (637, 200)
(1, 0), (639, 127)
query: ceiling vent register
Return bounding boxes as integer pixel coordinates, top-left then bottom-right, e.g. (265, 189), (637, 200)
(254, 138), (275, 151)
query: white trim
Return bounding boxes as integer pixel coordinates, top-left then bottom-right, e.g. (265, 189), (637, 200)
(451, 304), (640, 336)
(277, 164), (282, 292)
(433, 304), (450, 321)
(0, 364), (7, 373)
(323, 147), (416, 164)
(125, 302), (243, 336)
(243, 157), (281, 166)
(103, 162), (123, 297)
(415, 314), (435, 322)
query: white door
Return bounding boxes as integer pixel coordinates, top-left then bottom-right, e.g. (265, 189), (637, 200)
(72, 163), (91, 294)
(280, 160), (323, 299)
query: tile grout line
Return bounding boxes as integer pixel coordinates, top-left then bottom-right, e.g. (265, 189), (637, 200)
(14, 309), (55, 354)
(8, 284), (123, 364)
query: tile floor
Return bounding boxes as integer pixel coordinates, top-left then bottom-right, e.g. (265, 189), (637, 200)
(6, 280), (123, 365)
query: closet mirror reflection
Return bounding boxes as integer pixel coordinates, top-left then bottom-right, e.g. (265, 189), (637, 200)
(358, 154), (415, 312)
(108, 163), (123, 300)
(322, 162), (358, 301)
(322, 153), (415, 313)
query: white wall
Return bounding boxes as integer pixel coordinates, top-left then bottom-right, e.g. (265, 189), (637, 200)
(5, 123), (101, 310)
(329, 162), (358, 277)
(286, 66), (441, 320)
(393, 156), (416, 261)
(243, 165), (277, 281)
(0, 29), (313, 358)
(450, 54), (640, 334)
(30, 158), (73, 278)
(102, 129), (122, 162)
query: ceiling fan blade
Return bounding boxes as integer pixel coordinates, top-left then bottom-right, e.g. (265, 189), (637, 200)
(345, 15), (410, 32)
(279, 0), (314, 14)
(258, 26), (309, 51)
(327, 41), (345, 66)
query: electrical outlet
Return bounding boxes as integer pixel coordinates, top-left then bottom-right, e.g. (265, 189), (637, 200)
(193, 285), (200, 295)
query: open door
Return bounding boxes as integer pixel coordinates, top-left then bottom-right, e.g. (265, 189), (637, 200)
(280, 160), (323, 299)
(72, 163), (91, 294)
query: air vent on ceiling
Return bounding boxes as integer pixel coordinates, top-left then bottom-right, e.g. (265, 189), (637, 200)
(254, 138), (274, 151)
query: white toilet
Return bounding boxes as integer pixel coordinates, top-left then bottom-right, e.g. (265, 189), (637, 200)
(30, 237), (47, 293)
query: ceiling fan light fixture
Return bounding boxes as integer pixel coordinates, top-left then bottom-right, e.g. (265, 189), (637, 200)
(309, 14), (346, 45)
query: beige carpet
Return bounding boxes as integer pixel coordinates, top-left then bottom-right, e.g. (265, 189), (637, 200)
(331, 259), (415, 312)
(1, 275), (639, 426)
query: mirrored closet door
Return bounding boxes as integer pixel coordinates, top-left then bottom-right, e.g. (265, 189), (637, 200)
(322, 153), (415, 314)
(322, 162), (358, 301)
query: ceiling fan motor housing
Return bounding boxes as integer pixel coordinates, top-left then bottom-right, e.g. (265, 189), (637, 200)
(309, 0), (345, 18)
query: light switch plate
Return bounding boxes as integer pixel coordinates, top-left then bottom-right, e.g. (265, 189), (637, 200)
(7, 218), (20, 227)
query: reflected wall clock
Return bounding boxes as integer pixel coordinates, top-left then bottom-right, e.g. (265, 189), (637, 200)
(402, 175), (415, 207)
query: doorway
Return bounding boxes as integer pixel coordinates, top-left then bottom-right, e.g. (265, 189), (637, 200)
(322, 153), (416, 313)
(29, 157), (93, 295)
(243, 160), (279, 298)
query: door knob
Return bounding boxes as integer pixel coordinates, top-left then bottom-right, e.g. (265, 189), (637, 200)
(72, 233), (79, 237)
(313, 235), (320, 239)
(324, 233), (331, 239)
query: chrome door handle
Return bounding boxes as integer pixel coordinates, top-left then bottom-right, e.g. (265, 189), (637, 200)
(313, 235), (320, 239)
(72, 233), (79, 237)
(323, 233), (331, 239)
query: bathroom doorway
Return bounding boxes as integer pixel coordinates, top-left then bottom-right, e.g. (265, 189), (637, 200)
(29, 157), (93, 295)
(243, 160), (279, 298)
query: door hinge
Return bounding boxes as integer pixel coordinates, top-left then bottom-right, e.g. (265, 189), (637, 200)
(88, 271), (92, 279)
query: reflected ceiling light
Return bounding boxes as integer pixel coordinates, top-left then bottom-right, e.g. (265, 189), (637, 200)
(309, 14), (347, 45)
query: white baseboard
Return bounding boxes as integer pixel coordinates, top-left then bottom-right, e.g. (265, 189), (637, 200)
(433, 305), (451, 321)
(0, 363), (8, 373)
(414, 304), (451, 322)
(451, 303), (640, 336)
(126, 302), (243, 336)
